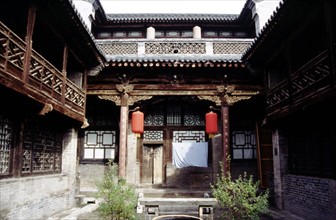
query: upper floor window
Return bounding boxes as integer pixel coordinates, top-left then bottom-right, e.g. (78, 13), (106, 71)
(155, 30), (193, 38)
(97, 31), (144, 39)
(144, 102), (205, 126)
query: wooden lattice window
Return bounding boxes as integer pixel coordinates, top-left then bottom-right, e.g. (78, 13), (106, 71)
(22, 127), (62, 174)
(84, 130), (116, 160)
(231, 131), (257, 160)
(0, 116), (12, 175)
(144, 102), (205, 126)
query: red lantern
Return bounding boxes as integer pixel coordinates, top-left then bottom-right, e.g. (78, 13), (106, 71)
(132, 110), (144, 137)
(206, 111), (218, 138)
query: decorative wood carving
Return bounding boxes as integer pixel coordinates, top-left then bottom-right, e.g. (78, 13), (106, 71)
(39, 103), (53, 115)
(99, 95), (121, 106)
(197, 95), (222, 106)
(198, 89), (259, 106)
(128, 95), (153, 106)
(99, 94), (152, 106)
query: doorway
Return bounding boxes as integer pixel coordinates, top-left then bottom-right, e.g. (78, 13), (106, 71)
(142, 144), (163, 185)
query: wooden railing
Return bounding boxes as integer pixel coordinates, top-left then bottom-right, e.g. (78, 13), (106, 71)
(266, 50), (332, 117)
(0, 21), (85, 118)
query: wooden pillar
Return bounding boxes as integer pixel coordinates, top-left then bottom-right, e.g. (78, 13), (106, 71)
(119, 92), (129, 178)
(23, 4), (36, 83)
(61, 45), (68, 105)
(221, 99), (230, 175)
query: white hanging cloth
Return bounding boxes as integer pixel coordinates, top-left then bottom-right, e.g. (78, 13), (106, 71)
(172, 142), (208, 168)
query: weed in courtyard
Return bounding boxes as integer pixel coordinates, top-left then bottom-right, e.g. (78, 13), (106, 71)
(211, 163), (270, 220)
(95, 160), (138, 220)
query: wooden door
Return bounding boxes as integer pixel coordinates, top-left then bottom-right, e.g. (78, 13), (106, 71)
(256, 122), (273, 189)
(142, 144), (163, 184)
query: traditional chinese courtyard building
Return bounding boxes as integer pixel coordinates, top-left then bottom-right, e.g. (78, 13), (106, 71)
(0, 0), (335, 219)
(79, 0), (270, 191)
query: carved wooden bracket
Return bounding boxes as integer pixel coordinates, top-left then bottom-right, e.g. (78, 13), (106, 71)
(99, 95), (153, 106)
(197, 95), (222, 106)
(128, 95), (153, 106)
(39, 103), (53, 115)
(198, 89), (259, 106)
(99, 95), (121, 106)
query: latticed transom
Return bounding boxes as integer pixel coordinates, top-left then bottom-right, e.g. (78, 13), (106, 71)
(173, 130), (206, 143)
(143, 130), (164, 141)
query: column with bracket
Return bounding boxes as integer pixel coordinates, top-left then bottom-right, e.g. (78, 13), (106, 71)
(119, 92), (129, 178)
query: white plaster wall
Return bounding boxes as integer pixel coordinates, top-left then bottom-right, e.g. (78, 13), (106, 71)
(253, 0), (282, 35)
(73, 0), (95, 32)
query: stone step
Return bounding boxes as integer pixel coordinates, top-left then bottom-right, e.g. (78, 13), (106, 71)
(137, 197), (217, 219)
(136, 188), (212, 199)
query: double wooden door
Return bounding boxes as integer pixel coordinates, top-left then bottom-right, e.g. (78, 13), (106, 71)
(142, 144), (163, 184)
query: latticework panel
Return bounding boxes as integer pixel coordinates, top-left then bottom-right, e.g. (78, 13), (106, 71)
(143, 130), (164, 141)
(213, 42), (251, 54)
(173, 130), (206, 143)
(29, 52), (63, 95)
(97, 43), (138, 55)
(0, 116), (12, 174)
(0, 23), (25, 70)
(65, 83), (85, 108)
(184, 109), (205, 126)
(144, 107), (165, 126)
(22, 128), (62, 174)
(145, 42), (206, 54)
(266, 53), (331, 109)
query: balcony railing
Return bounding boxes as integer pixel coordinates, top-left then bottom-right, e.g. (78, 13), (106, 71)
(96, 38), (254, 61)
(265, 50), (332, 117)
(0, 21), (85, 119)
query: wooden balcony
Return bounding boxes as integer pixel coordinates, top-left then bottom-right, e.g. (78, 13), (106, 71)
(0, 21), (85, 123)
(265, 49), (335, 120)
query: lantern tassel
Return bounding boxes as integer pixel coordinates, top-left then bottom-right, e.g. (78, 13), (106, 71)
(135, 133), (140, 138)
(209, 134), (214, 139)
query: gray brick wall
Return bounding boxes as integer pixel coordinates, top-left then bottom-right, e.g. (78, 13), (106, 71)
(283, 175), (336, 220)
(0, 128), (78, 220)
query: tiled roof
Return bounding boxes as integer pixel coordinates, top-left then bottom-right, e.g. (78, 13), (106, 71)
(242, 0), (286, 61)
(106, 13), (239, 23)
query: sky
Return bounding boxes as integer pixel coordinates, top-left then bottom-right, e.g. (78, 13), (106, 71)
(100, 0), (246, 14)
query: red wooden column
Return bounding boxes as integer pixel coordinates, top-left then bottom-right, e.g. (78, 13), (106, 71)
(221, 100), (230, 175)
(119, 92), (129, 178)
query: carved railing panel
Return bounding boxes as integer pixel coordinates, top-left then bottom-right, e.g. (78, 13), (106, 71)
(0, 23), (25, 73)
(266, 51), (331, 114)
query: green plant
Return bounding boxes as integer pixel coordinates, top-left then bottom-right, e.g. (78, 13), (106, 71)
(95, 160), (138, 220)
(211, 163), (269, 220)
